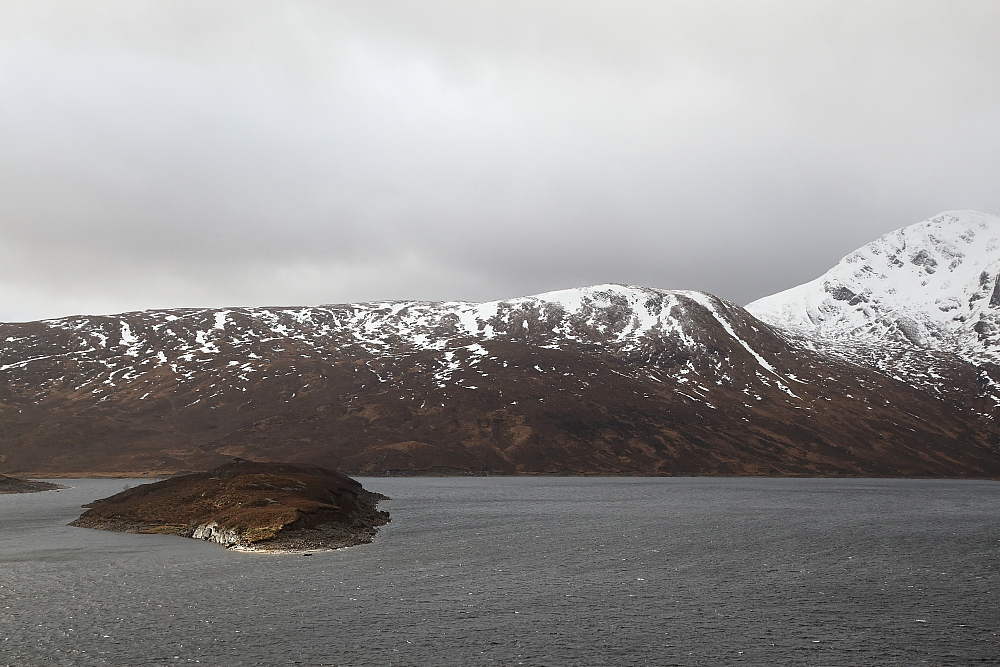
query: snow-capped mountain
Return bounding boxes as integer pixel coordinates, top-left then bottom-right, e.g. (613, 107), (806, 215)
(747, 210), (1000, 359)
(2, 219), (1000, 478)
(2, 285), (781, 398)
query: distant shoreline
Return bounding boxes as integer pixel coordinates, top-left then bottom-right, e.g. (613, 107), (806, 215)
(11, 470), (1000, 481)
(0, 475), (70, 493)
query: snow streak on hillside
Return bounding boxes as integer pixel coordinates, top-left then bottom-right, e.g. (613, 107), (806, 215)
(4, 284), (742, 368)
(1, 285), (789, 410)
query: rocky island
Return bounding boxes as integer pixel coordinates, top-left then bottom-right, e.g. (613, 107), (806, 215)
(70, 459), (389, 552)
(0, 473), (66, 494)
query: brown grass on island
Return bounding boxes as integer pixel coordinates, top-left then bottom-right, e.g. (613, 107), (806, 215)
(69, 459), (390, 553)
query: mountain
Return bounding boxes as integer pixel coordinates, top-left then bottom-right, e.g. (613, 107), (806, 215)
(748, 211), (1000, 357)
(2, 213), (1000, 478)
(747, 210), (1000, 409)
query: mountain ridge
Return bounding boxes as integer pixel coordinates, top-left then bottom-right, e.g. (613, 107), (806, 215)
(2, 213), (1000, 477)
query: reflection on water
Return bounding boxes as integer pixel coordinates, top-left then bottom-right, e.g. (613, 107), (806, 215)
(1, 477), (998, 666)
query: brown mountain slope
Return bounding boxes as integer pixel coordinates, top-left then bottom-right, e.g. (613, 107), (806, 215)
(2, 286), (998, 477)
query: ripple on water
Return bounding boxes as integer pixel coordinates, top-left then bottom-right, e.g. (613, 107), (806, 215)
(1, 477), (998, 666)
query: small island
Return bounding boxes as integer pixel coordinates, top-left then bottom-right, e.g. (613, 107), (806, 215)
(70, 459), (390, 552)
(0, 473), (67, 494)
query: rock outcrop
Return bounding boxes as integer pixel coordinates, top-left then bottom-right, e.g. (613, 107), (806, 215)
(69, 459), (389, 552)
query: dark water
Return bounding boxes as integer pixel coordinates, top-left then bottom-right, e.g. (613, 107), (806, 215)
(1, 477), (998, 666)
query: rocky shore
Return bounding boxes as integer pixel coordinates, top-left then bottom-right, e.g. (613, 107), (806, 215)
(70, 459), (389, 552)
(0, 474), (67, 494)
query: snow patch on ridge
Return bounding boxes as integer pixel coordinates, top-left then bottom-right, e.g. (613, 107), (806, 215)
(0, 282), (799, 402)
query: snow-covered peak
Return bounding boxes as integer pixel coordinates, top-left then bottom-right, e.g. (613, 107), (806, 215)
(746, 210), (1000, 356)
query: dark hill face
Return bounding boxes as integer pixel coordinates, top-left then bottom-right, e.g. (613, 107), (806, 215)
(2, 284), (999, 477)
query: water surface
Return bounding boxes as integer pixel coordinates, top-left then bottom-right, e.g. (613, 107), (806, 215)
(1, 477), (998, 666)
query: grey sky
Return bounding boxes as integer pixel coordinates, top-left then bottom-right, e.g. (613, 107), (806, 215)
(2, 1), (999, 321)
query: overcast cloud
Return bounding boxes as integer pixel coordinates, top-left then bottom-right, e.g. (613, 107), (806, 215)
(1, 1), (999, 321)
